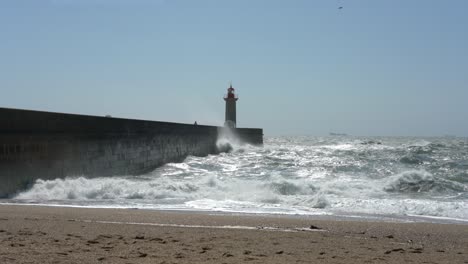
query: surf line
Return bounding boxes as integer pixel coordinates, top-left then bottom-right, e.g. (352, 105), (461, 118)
(70, 219), (328, 233)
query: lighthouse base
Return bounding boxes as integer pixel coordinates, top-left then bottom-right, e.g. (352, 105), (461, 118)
(224, 120), (236, 128)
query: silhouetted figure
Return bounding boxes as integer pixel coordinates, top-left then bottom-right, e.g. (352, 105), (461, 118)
(194, 121), (198, 125)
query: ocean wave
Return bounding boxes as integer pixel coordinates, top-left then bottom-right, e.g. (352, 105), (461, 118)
(399, 154), (435, 165)
(10, 136), (468, 221)
(384, 170), (467, 194)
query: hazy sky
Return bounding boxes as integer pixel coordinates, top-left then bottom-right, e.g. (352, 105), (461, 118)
(1, 0), (467, 136)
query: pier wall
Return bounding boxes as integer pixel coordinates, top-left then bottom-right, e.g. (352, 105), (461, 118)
(0, 108), (263, 197)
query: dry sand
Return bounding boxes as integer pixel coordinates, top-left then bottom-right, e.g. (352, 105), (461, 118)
(0, 204), (467, 263)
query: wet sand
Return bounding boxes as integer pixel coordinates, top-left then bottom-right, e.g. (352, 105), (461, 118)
(0, 204), (467, 263)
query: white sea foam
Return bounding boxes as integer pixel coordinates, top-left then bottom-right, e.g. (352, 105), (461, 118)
(10, 136), (468, 222)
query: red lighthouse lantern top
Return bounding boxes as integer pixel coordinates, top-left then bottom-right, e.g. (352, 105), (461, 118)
(227, 84), (235, 98)
(224, 83), (238, 100)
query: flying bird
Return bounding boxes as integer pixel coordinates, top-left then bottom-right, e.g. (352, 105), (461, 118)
(338, 6), (343, 9)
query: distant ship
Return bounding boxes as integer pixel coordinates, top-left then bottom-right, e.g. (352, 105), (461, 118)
(329, 132), (348, 136)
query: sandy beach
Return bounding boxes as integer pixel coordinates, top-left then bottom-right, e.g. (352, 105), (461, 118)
(0, 204), (467, 263)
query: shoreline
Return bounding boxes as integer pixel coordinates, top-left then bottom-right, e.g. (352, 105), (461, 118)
(1, 204), (467, 263)
(2, 201), (468, 225)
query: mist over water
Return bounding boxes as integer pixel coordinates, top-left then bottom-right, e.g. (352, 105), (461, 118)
(9, 136), (468, 222)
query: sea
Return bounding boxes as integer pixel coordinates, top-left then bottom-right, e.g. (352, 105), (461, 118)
(5, 136), (468, 224)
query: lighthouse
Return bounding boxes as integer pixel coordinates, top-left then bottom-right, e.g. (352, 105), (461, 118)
(224, 83), (238, 128)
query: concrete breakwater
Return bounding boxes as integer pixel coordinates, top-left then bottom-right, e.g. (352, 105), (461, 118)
(0, 107), (263, 198)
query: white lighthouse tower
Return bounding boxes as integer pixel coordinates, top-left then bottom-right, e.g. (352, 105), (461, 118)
(224, 83), (238, 128)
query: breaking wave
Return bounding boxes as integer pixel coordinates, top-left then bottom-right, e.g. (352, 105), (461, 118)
(10, 136), (468, 221)
(385, 170), (467, 194)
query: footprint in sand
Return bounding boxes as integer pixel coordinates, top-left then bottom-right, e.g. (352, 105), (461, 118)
(410, 248), (423, 253)
(222, 252), (234, 257)
(101, 246), (114, 251)
(200, 246), (212, 254)
(384, 248), (405, 254)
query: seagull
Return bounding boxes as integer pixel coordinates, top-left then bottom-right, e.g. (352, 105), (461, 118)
(338, 6), (343, 9)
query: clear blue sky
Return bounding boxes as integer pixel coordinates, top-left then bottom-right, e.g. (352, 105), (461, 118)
(1, 0), (467, 136)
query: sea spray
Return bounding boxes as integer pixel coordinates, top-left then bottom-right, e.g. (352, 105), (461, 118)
(216, 127), (242, 152)
(8, 136), (468, 221)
